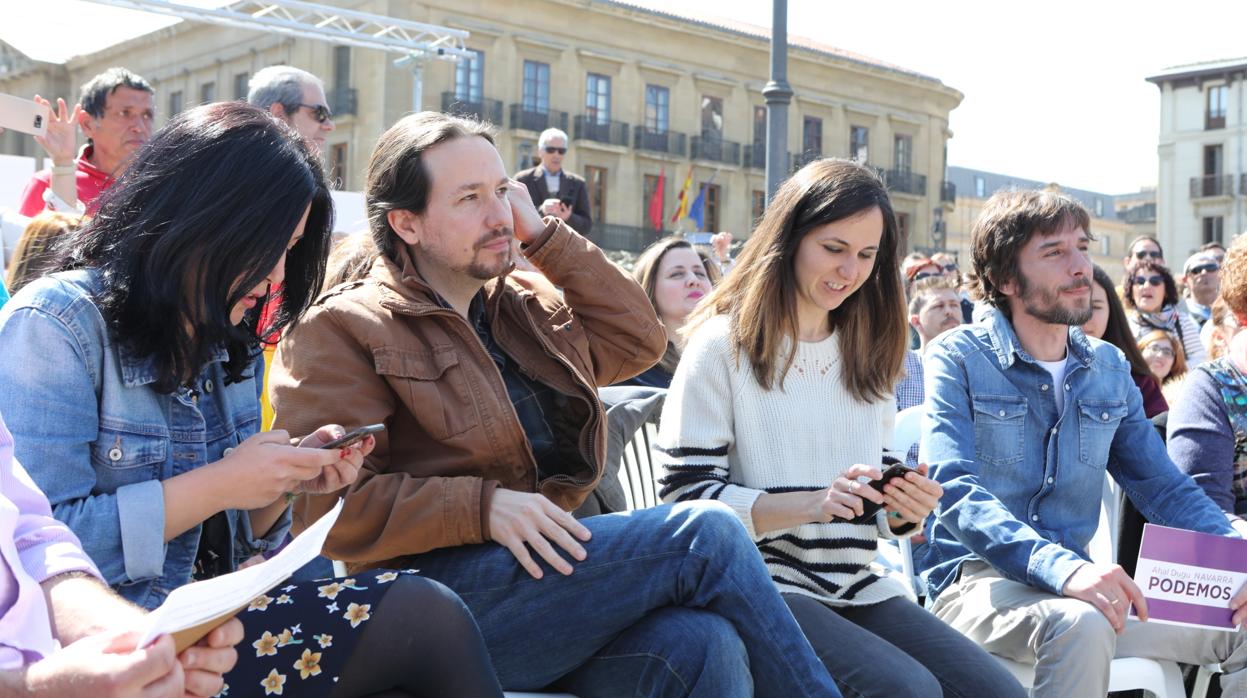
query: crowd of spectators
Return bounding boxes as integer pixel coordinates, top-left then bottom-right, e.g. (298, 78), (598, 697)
(2, 62), (1247, 698)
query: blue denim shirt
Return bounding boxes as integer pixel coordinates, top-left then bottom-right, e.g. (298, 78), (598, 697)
(0, 269), (289, 609)
(918, 308), (1235, 601)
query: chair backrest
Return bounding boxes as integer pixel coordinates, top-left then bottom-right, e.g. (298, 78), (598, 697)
(1087, 475), (1122, 565)
(620, 422), (661, 510)
(892, 404), (925, 455)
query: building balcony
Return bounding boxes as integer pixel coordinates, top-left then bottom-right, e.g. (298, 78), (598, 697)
(743, 142), (765, 169)
(940, 180), (956, 203)
(328, 87), (357, 116)
(508, 104), (568, 133)
(690, 136), (740, 165)
(1118, 202), (1157, 224)
(598, 223), (664, 253)
(1190, 174), (1234, 199)
(886, 168), (927, 196)
(791, 151), (821, 170)
(573, 116), (630, 147)
(441, 92), (503, 125)
(633, 127), (687, 157)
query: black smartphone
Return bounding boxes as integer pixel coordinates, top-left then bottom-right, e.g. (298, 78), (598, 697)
(846, 458), (914, 524)
(319, 423), (385, 450)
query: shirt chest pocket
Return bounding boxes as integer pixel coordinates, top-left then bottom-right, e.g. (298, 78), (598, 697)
(972, 396), (1027, 466)
(91, 424), (168, 489)
(374, 346), (480, 440)
(1076, 399), (1128, 466)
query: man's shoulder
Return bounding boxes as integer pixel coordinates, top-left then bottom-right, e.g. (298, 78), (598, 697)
(929, 322), (992, 358)
(513, 166), (541, 182)
(560, 171), (587, 185)
(1084, 336), (1131, 374)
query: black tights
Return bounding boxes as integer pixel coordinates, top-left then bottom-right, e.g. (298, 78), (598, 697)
(331, 576), (503, 698)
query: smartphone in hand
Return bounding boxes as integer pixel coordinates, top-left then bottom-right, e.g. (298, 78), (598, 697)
(319, 424), (385, 450)
(847, 457), (913, 524)
(0, 93), (49, 136)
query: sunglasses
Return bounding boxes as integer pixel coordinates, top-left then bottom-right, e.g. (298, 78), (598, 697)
(295, 103), (333, 123)
(544, 146), (567, 154)
(1132, 275), (1165, 287)
(1187, 263), (1220, 276)
(941, 264), (958, 272)
(1142, 343), (1174, 358)
(1133, 249), (1162, 260)
(913, 271), (940, 282)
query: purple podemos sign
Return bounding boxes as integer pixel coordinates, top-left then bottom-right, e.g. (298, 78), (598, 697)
(1131, 524), (1246, 632)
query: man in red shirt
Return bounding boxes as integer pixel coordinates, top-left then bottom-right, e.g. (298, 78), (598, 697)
(18, 68), (154, 217)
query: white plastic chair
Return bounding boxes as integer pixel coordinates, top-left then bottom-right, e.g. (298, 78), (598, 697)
(890, 405), (925, 595)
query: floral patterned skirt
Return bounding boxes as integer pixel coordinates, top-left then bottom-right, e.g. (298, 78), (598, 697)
(216, 568), (418, 697)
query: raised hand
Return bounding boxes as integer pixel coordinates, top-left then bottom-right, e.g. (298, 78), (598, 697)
(33, 96), (82, 166)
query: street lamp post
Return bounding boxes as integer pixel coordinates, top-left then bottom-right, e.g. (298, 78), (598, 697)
(763, 0), (793, 201)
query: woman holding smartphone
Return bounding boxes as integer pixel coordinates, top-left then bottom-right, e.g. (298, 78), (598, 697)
(657, 159), (1024, 697)
(0, 103), (502, 698)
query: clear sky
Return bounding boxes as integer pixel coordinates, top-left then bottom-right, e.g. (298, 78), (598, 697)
(3, 0), (1245, 195)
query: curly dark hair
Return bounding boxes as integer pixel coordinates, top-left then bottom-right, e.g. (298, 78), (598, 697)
(1121, 260), (1179, 312)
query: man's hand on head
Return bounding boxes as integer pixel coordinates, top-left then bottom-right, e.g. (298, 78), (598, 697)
(508, 180), (547, 245)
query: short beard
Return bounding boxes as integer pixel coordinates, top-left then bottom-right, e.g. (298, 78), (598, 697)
(466, 227), (515, 280)
(1016, 269), (1093, 326)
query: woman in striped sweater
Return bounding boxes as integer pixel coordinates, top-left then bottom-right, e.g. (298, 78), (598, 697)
(657, 158), (1024, 698)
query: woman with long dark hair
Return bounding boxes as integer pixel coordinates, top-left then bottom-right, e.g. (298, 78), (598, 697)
(656, 158), (1024, 698)
(1083, 265), (1167, 417)
(0, 103), (502, 698)
(1123, 260), (1206, 366)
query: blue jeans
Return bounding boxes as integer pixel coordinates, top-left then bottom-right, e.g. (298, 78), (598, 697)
(784, 594), (1026, 698)
(409, 501), (841, 697)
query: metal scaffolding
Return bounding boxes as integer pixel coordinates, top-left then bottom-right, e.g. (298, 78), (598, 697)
(81, 0), (472, 109)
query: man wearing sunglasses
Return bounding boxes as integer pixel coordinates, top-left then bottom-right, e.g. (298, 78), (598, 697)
(1182, 251), (1222, 327)
(515, 128), (593, 234)
(1123, 235), (1165, 271)
(248, 65), (336, 157)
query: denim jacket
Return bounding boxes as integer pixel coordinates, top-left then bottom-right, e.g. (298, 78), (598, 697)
(0, 269), (289, 609)
(918, 308), (1234, 601)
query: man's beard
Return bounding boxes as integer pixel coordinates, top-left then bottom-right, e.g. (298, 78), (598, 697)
(1016, 269), (1093, 326)
(465, 227), (515, 280)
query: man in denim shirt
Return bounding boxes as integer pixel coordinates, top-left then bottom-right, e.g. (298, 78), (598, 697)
(919, 189), (1247, 696)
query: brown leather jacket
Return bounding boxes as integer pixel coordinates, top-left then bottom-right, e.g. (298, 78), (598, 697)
(270, 219), (666, 571)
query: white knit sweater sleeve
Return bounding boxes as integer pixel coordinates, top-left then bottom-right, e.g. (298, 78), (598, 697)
(656, 316), (764, 536)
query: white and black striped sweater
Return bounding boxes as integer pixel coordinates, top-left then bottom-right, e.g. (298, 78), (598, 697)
(656, 315), (915, 607)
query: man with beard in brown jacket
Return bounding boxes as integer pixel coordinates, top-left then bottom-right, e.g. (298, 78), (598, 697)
(269, 112), (842, 697)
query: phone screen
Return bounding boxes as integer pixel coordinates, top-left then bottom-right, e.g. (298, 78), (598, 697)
(319, 424), (385, 450)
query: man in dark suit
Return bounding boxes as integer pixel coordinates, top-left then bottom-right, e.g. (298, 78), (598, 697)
(514, 127), (593, 234)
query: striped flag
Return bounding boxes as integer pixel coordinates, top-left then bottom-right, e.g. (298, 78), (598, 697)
(670, 166), (695, 223)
